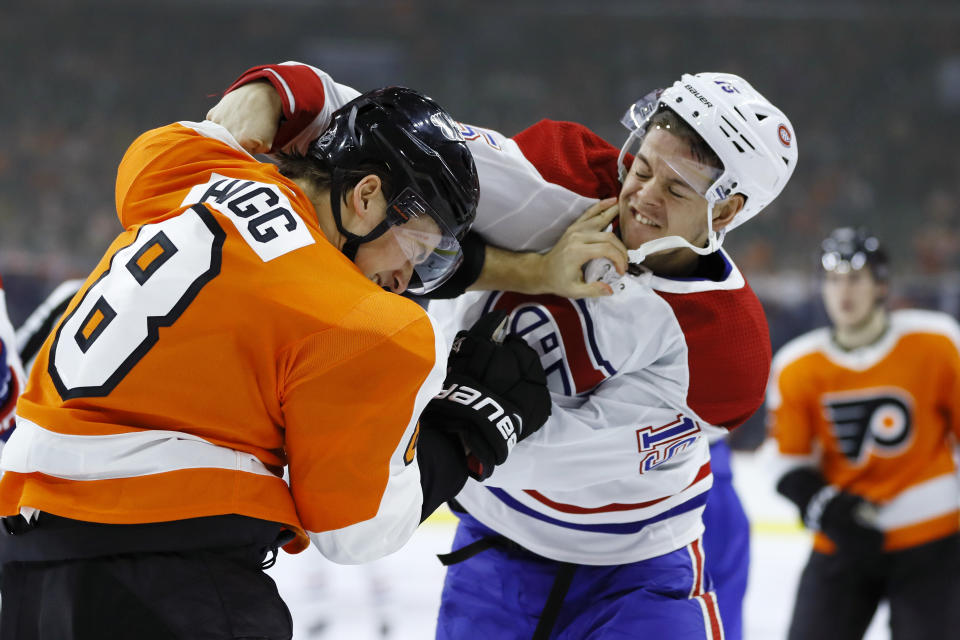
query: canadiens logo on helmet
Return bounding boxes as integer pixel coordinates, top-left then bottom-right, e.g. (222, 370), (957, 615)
(778, 124), (792, 147)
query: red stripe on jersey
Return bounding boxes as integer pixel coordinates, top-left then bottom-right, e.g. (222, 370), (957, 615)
(689, 538), (706, 596)
(513, 120), (624, 199)
(523, 461), (711, 514)
(656, 286), (771, 430)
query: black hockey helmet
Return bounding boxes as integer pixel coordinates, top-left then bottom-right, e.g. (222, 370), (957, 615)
(310, 87), (480, 294)
(820, 227), (889, 282)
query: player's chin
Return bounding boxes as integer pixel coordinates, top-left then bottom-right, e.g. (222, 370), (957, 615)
(622, 220), (661, 249)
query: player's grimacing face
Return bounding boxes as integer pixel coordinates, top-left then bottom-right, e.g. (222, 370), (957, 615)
(617, 128), (713, 255)
(822, 269), (884, 331)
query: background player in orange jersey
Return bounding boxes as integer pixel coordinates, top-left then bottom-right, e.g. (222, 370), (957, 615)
(767, 227), (960, 640)
(0, 66), (551, 639)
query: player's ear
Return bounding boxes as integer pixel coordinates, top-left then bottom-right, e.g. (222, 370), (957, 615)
(352, 176), (382, 216)
(712, 194), (744, 232)
(345, 175), (386, 233)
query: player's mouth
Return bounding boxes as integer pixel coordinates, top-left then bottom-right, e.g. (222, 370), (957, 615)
(632, 208), (662, 228)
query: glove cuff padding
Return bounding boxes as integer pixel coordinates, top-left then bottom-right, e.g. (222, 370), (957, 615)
(802, 484), (838, 531)
(415, 427), (469, 522)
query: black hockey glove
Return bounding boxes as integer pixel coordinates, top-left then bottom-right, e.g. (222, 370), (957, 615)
(420, 310), (551, 481)
(815, 490), (884, 556)
(777, 466), (883, 557)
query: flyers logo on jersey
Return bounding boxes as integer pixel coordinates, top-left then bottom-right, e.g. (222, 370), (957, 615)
(822, 389), (914, 463)
(636, 414), (702, 474)
(182, 173), (315, 262)
(487, 293), (615, 396)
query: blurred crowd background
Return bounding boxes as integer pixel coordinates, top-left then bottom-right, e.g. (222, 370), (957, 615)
(3, 0), (959, 446)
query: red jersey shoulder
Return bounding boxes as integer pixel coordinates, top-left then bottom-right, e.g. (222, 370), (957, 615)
(512, 120), (623, 199)
(656, 283), (771, 429)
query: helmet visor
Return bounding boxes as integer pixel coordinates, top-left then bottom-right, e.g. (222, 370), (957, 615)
(386, 187), (464, 295)
(621, 91), (724, 199)
(620, 89), (664, 133)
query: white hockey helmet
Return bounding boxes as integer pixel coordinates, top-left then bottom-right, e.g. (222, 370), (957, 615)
(618, 72), (797, 260)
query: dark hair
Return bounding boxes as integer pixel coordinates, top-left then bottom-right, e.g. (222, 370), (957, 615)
(275, 153), (396, 206)
(648, 108), (723, 172)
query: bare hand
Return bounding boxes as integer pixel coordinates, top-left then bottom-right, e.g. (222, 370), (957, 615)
(537, 198), (628, 297)
(206, 81), (282, 155)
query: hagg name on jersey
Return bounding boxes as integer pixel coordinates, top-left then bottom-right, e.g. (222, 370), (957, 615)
(183, 174), (315, 262)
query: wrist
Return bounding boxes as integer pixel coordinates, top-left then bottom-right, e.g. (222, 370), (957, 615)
(470, 247), (546, 295)
(515, 251), (549, 295)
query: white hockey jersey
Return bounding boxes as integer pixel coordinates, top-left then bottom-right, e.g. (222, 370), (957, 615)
(431, 121), (771, 565)
(227, 63), (771, 565)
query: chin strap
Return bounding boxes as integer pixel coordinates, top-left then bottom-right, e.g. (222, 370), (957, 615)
(626, 200), (726, 264)
(328, 168), (393, 260)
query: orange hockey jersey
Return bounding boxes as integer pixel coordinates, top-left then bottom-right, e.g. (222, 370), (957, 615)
(768, 309), (960, 552)
(0, 120), (447, 562)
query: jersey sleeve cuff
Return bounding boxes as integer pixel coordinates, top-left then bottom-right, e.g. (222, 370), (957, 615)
(225, 64), (328, 152)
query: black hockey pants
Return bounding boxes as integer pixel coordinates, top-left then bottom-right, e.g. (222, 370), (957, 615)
(0, 512), (294, 640)
(787, 532), (960, 640)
